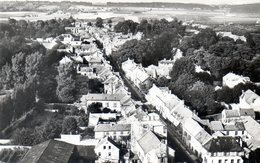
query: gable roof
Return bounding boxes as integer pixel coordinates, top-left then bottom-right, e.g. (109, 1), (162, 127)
(95, 136), (120, 149)
(94, 124), (131, 132)
(83, 93), (126, 101)
(137, 131), (162, 154)
(223, 110), (240, 118)
(224, 122), (245, 131)
(210, 121), (224, 131)
(203, 137), (243, 153)
(20, 140), (75, 163)
(239, 109), (255, 117)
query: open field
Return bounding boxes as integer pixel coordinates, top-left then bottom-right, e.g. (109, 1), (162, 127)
(0, 7), (259, 24)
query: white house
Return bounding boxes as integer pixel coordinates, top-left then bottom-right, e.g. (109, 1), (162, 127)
(94, 123), (131, 141)
(81, 93), (129, 112)
(134, 131), (168, 163)
(146, 84), (186, 126)
(221, 109), (255, 124)
(121, 58), (151, 88)
(243, 116), (260, 150)
(202, 136), (244, 163)
(222, 73), (250, 89)
(239, 89), (260, 112)
(95, 136), (120, 163)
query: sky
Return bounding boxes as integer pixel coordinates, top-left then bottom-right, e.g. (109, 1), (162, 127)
(1, 0), (260, 5)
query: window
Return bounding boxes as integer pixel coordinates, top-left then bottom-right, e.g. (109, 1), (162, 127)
(235, 131), (238, 135)
(121, 131), (124, 134)
(108, 152), (111, 156)
(113, 131), (116, 135)
(98, 152), (101, 156)
(224, 159), (228, 163)
(218, 160), (222, 163)
(106, 102), (109, 107)
(113, 102), (117, 107)
(113, 136), (116, 140)
(109, 146), (111, 149)
(237, 160), (240, 163)
(231, 159), (234, 163)
(103, 146), (106, 149)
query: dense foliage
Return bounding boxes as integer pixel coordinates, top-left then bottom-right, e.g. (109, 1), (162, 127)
(112, 18), (184, 67)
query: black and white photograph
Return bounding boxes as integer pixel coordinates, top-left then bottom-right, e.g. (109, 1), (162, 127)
(0, 0), (260, 162)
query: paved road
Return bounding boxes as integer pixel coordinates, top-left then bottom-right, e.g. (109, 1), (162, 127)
(103, 53), (199, 163)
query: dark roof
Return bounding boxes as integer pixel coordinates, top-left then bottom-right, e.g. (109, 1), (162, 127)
(20, 140), (75, 163)
(76, 145), (96, 160)
(203, 137), (243, 153)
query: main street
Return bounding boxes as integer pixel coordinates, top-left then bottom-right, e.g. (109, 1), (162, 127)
(102, 50), (199, 163)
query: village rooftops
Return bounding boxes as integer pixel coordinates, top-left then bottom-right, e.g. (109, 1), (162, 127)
(94, 124), (131, 132)
(83, 93), (126, 101)
(203, 136), (243, 153)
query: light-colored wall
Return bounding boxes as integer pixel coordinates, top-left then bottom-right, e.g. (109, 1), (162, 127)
(95, 141), (119, 163)
(203, 155), (243, 163)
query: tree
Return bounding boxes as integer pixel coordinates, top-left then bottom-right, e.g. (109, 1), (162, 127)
(12, 128), (34, 146)
(62, 117), (78, 134)
(95, 17), (103, 28)
(56, 62), (76, 103)
(87, 102), (102, 113)
(11, 52), (27, 85)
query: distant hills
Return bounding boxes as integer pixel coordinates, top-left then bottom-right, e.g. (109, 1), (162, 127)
(1, 1), (260, 14)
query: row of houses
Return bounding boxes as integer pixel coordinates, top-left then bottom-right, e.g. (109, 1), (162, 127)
(146, 84), (248, 163)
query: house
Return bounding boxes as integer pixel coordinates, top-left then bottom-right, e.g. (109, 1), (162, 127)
(121, 58), (151, 88)
(210, 121), (247, 138)
(222, 73), (250, 89)
(240, 89), (260, 112)
(81, 93), (128, 111)
(145, 59), (174, 79)
(243, 116), (260, 150)
(202, 137), (244, 163)
(221, 109), (255, 124)
(94, 124), (131, 140)
(134, 131), (168, 163)
(146, 84), (186, 126)
(94, 136), (120, 163)
(20, 140), (77, 163)
(182, 118), (212, 158)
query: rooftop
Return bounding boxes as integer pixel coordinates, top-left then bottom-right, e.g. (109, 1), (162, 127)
(83, 93), (126, 101)
(204, 137), (243, 153)
(20, 140), (75, 163)
(94, 123), (131, 132)
(137, 131), (162, 154)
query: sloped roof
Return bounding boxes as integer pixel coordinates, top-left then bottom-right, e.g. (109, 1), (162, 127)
(20, 140), (75, 163)
(203, 137), (243, 152)
(210, 121), (224, 131)
(243, 116), (260, 141)
(137, 131), (162, 154)
(224, 122), (245, 131)
(84, 93), (126, 101)
(223, 110), (240, 118)
(94, 124), (131, 132)
(239, 109), (255, 117)
(95, 136), (120, 149)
